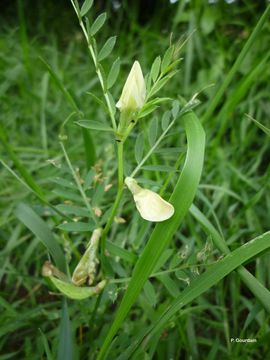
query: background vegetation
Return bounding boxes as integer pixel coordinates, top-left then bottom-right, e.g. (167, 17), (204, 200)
(1, 0), (270, 359)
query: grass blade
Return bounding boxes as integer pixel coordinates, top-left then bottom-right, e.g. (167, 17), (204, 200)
(202, 4), (270, 123)
(39, 57), (79, 113)
(98, 111), (206, 359)
(246, 114), (270, 137)
(214, 51), (270, 142)
(140, 230), (270, 350)
(57, 299), (73, 360)
(190, 204), (270, 312)
(122, 230), (270, 357)
(82, 127), (96, 167)
(15, 203), (66, 272)
(0, 125), (44, 198)
(40, 57), (96, 168)
(17, 0), (30, 76)
(39, 329), (53, 360)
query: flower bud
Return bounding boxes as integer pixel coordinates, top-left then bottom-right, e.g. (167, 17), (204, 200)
(116, 61), (146, 113)
(125, 177), (174, 222)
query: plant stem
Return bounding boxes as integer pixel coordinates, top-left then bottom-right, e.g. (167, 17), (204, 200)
(70, 0), (117, 130)
(60, 141), (98, 224)
(70, 0), (125, 270)
(159, 153), (185, 196)
(130, 116), (177, 178)
(84, 32), (117, 130)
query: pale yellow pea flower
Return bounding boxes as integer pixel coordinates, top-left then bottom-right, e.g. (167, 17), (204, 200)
(116, 61), (146, 113)
(125, 177), (174, 222)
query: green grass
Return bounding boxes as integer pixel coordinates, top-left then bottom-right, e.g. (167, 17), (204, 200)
(1, 1), (270, 359)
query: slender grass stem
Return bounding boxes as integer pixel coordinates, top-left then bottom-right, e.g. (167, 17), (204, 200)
(159, 153), (185, 196)
(40, 73), (49, 155)
(130, 117), (176, 178)
(89, 290), (104, 343)
(60, 141), (98, 224)
(0, 125), (44, 198)
(0, 158), (72, 220)
(108, 261), (220, 284)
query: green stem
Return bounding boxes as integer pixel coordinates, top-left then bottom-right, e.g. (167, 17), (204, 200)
(100, 142), (124, 260)
(130, 115), (177, 178)
(86, 37), (117, 130)
(159, 153), (185, 196)
(60, 141), (98, 224)
(70, 0), (117, 130)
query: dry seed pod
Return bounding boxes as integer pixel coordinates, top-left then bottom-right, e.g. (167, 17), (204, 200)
(72, 228), (102, 286)
(125, 177), (174, 222)
(42, 261), (67, 281)
(49, 277), (107, 300)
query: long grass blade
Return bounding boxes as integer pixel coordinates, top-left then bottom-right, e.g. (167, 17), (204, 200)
(190, 204), (270, 312)
(214, 51), (270, 142)
(98, 111), (206, 359)
(82, 127), (96, 168)
(143, 230), (270, 345)
(39, 329), (54, 360)
(15, 203), (66, 272)
(57, 299), (73, 360)
(122, 230), (270, 357)
(202, 4), (270, 123)
(39, 57), (80, 113)
(246, 114), (270, 137)
(40, 57), (96, 168)
(0, 125), (44, 198)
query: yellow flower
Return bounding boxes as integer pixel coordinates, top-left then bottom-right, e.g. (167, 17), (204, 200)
(116, 61), (146, 113)
(125, 177), (174, 222)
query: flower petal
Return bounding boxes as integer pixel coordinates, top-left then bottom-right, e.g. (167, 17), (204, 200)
(125, 177), (174, 222)
(134, 189), (174, 222)
(116, 61), (146, 112)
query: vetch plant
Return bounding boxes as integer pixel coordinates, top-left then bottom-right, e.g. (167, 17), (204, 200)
(68, 0), (185, 268)
(7, 1), (270, 359)
(23, 0), (185, 301)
